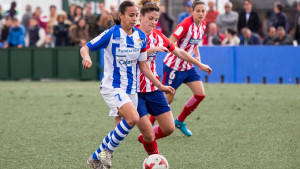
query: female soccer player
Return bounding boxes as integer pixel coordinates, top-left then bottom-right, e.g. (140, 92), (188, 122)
(152, 0), (211, 137)
(80, 1), (174, 168)
(135, 0), (212, 155)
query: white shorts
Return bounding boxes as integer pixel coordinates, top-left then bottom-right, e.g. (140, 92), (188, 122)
(100, 87), (138, 117)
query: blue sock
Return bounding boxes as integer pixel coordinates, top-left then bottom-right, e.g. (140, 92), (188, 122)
(106, 119), (132, 151)
(92, 131), (113, 160)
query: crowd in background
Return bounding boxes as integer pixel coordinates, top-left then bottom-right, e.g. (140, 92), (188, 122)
(0, 0), (300, 49)
(0, 1), (114, 48)
(179, 0), (300, 46)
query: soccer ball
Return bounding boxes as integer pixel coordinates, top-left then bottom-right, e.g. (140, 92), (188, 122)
(143, 154), (169, 169)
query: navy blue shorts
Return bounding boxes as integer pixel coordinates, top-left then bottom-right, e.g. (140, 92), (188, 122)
(137, 90), (171, 118)
(162, 63), (201, 90)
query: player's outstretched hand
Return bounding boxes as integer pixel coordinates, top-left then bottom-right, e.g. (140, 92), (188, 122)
(199, 64), (212, 75)
(158, 85), (175, 94)
(82, 58), (92, 69)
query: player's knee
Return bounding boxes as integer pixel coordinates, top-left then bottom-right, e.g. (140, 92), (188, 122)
(127, 115), (139, 127)
(162, 126), (175, 136)
(166, 93), (175, 104)
(168, 98), (174, 104)
(143, 132), (155, 142)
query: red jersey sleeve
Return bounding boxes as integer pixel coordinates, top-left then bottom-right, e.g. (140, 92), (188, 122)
(172, 16), (192, 40)
(155, 30), (175, 52)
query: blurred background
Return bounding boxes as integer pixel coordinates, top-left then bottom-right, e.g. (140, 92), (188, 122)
(0, 0), (299, 84)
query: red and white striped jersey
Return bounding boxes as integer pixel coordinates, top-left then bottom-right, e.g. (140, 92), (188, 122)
(137, 28), (175, 93)
(164, 16), (206, 71)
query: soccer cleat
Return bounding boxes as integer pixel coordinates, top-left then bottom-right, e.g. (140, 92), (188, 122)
(138, 134), (144, 144)
(100, 149), (113, 168)
(87, 155), (104, 169)
(175, 118), (192, 136)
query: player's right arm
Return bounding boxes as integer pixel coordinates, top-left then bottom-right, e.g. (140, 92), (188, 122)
(80, 45), (92, 69)
(80, 29), (113, 69)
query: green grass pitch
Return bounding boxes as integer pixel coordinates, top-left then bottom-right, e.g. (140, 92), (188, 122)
(0, 82), (299, 169)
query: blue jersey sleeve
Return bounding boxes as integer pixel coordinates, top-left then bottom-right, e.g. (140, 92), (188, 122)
(135, 28), (148, 61)
(141, 36), (147, 52)
(136, 28), (147, 53)
(86, 29), (113, 52)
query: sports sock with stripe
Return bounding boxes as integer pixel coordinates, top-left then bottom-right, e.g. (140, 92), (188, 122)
(105, 119), (132, 151)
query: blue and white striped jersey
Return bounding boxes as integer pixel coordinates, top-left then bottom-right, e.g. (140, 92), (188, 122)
(87, 25), (147, 94)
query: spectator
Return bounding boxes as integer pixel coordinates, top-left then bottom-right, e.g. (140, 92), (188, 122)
(263, 26), (276, 45)
(274, 26), (293, 45)
(294, 2), (300, 44)
(271, 2), (288, 31)
(5, 1), (17, 19)
(216, 2), (238, 34)
(61, 11), (72, 25)
(70, 18), (89, 46)
(47, 5), (57, 34)
(68, 4), (76, 23)
(25, 17), (45, 47)
(98, 1), (105, 13)
(202, 22), (225, 46)
(0, 17), (12, 48)
(110, 4), (117, 16)
(238, 0), (260, 34)
(21, 4), (32, 32)
(4, 18), (25, 48)
(156, 4), (174, 37)
(53, 14), (70, 46)
(85, 3), (97, 38)
(96, 9), (113, 35)
(96, 2), (113, 35)
(222, 28), (240, 46)
(73, 6), (84, 24)
(44, 34), (55, 48)
(240, 27), (261, 45)
(177, 1), (192, 24)
(33, 7), (48, 32)
(205, 0), (219, 34)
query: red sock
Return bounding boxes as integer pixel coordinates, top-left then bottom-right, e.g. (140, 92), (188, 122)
(143, 139), (159, 155)
(149, 115), (155, 125)
(177, 95), (205, 122)
(154, 125), (168, 140)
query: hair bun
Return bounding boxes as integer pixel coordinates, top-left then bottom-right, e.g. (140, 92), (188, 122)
(137, 0), (160, 7)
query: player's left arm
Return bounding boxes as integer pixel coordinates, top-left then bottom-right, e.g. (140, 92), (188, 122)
(195, 46), (212, 75)
(195, 46), (200, 61)
(147, 46), (169, 56)
(169, 35), (178, 45)
(160, 30), (212, 75)
(171, 46), (211, 75)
